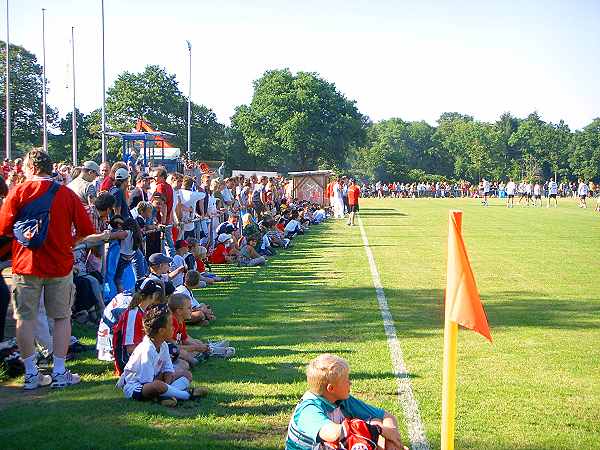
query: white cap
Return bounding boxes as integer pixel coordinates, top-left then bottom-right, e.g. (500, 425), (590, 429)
(217, 233), (233, 244)
(115, 168), (129, 180)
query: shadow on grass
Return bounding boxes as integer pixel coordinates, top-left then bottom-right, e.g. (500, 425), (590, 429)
(1, 220), (598, 449)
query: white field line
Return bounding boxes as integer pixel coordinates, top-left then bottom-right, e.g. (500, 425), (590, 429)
(357, 215), (430, 450)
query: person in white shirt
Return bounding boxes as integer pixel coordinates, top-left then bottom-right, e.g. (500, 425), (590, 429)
(332, 179), (345, 219)
(116, 303), (206, 406)
(547, 179), (559, 208)
(577, 179), (589, 208)
(505, 179), (516, 208)
(482, 178), (491, 206)
(170, 240), (191, 288)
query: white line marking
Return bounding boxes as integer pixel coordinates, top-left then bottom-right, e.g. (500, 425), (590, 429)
(357, 215), (430, 450)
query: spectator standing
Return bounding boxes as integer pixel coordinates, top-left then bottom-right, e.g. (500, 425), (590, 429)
(346, 179), (361, 226)
(0, 149), (97, 389)
(153, 167), (176, 256)
(68, 160), (100, 206)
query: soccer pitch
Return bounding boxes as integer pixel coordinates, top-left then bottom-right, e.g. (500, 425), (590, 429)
(1, 197), (598, 449)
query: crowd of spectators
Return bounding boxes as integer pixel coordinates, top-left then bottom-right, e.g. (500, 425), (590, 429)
(0, 150), (329, 401)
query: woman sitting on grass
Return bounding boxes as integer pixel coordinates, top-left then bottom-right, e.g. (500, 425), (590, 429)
(116, 303), (208, 407)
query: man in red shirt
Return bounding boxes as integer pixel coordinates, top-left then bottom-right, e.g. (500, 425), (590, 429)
(152, 166), (175, 256)
(0, 149), (100, 390)
(346, 179), (361, 227)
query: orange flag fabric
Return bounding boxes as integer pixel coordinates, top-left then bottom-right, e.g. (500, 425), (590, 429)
(445, 210), (492, 342)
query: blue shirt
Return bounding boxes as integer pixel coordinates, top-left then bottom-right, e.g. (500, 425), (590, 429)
(285, 391), (385, 450)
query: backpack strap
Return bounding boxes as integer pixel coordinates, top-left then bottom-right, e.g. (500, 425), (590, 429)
(18, 182), (61, 219)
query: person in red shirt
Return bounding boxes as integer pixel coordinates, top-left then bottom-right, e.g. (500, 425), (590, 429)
(99, 161), (127, 192)
(0, 149), (103, 390)
(113, 278), (165, 375)
(152, 166), (175, 256)
(168, 293), (208, 369)
(346, 179), (361, 227)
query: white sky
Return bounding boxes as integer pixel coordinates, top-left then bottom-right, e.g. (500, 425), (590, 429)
(4, 0), (600, 129)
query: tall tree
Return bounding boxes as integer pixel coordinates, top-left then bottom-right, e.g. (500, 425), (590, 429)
(105, 65), (224, 161)
(0, 41), (58, 156)
(569, 118), (600, 180)
(232, 69), (367, 171)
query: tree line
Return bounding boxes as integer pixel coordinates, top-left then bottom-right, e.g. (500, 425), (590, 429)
(1, 41), (599, 182)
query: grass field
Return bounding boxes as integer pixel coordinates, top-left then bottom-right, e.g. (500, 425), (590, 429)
(1, 197), (599, 449)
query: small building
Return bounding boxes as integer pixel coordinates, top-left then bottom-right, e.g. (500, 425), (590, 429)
(288, 170), (334, 205)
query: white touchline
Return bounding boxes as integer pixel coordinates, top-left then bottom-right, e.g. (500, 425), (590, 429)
(357, 215), (430, 450)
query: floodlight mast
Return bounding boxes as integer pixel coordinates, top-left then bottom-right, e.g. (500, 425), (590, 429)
(100, 0), (107, 163)
(186, 40), (192, 161)
(41, 8), (48, 152)
(71, 26), (77, 165)
(5, 0), (11, 160)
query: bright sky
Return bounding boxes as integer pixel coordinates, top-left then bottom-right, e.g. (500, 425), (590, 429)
(4, 0), (600, 129)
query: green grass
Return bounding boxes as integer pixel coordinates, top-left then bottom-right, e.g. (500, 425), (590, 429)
(1, 197), (599, 449)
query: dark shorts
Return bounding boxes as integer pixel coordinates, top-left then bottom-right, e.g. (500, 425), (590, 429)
(580, 195), (587, 199)
(549, 194), (557, 199)
(348, 204), (359, 213)
(534, 195), (541, 199)
(527, 193), (533, 198)
(131, 383), (149, 401)
(508, 194), (514, 199)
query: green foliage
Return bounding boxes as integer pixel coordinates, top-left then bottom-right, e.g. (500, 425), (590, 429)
(0, 41), (58, 156)
(232, 69), (367, 171)
(569, 118), (600, 180)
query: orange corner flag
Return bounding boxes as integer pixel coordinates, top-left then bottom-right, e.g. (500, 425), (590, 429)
(445, 210), (492, 342)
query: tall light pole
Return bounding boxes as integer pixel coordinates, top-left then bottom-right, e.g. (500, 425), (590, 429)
(41, 8), (48, 152)
(100, 0), (107, 163)
(186, 40), (192, 161)
(4, 0), (11, 160)
(71, 26), (77, 165)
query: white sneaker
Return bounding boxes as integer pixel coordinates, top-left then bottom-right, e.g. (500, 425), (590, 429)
(208, 340), (229, 349)
(209, 346), (235, 358)
(24, 371), (52, 390)
(51, 369), (81, 388)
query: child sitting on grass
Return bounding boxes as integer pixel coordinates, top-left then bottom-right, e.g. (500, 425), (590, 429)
(112, 278), (165, 375)
(168, 294), (235, 365)
(148, 252), (185, 292)
(116, 303), (207, 407)
(239, 235), (267, 267)
(190, 242), (231, 284)
(285, 353), (408, 450)
(174, 270), (216, 325)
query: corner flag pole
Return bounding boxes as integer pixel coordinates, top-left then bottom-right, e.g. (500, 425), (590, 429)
(440, 210), (492, 450)
(441, 210), (462, 450)
(441, 298), (458, 450)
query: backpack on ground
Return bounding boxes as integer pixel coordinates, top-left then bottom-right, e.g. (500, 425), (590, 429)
(13, 182), (60, 249)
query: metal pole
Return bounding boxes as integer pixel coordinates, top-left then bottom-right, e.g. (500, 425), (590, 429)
(4, 0), (10, 160)
(100, 0), (107, 163)
(186, 40), (191, 161)
(71, 26), (77, 165)
(41, 8), (48, 152)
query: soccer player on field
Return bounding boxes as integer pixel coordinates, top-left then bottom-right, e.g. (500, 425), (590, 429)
(505, 179), (516, 208)
(577, 179), (588, 208)
(547, 179), (559, 208)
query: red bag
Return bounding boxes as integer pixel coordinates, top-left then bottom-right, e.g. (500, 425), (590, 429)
(325, 418), (381, 450)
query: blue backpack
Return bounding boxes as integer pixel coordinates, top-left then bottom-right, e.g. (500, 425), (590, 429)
(13, 182), (61, 249)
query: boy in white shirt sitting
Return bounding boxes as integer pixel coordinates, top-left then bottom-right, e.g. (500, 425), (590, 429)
(116, 303), (207, 407)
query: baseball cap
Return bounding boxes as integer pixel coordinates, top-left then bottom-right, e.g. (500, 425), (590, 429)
(136, 172), (152, 183)
(135, 278), (163, 295)
(148, 253), (172, 266)
(82, 161), (100, 173)
(175, 239), (189, 250)
(217, 233), (233, 244)
(115, 168), (129, 180)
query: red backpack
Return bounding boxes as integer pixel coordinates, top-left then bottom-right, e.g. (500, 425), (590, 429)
(325, 418), (381, 450)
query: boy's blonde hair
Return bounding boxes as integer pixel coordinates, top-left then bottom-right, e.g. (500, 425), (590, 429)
(306, 354), (349, 395)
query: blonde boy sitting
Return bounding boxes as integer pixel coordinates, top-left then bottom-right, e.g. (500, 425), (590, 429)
(286, 354), (408, 450)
